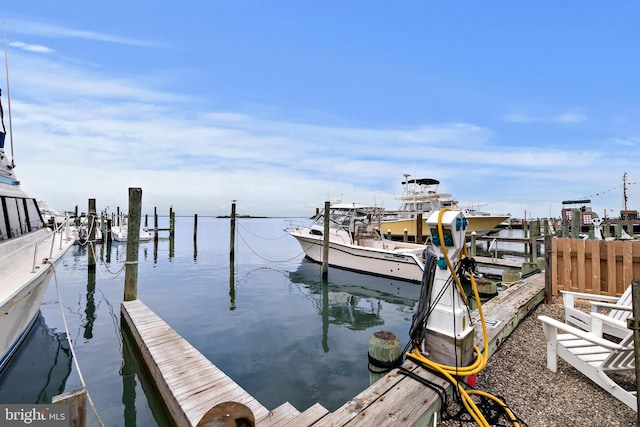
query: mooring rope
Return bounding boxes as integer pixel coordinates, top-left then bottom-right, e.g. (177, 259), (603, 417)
(49, 260), (106, 427)
(236, 227), (306, 263)
(236, 219), (291, 240)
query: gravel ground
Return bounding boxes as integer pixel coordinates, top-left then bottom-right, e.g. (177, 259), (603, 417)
(437, 296), (637, 427)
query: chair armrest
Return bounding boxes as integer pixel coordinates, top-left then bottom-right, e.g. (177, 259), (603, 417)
(538, 315), (627, 350)
(590, 301), (633, 312)
(560, 290), (619, 303)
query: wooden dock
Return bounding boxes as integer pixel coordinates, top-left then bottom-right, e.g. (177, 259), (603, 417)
(121, 272), (545, 426)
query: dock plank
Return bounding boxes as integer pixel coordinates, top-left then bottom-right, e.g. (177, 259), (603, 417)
(121, 299), (270, 426)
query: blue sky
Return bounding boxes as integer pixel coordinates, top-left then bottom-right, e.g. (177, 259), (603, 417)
(0, 2), (638, 219)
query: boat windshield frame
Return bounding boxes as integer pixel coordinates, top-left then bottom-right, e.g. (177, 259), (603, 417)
(313, 205), (384, 231)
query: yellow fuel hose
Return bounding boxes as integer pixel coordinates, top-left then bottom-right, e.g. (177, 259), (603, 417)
(406, 208), (519, 426)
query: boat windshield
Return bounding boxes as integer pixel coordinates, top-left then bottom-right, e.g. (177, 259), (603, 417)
(314, 206), (383, 228)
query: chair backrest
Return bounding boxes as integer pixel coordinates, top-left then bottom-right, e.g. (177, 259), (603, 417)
(602, 331), (635, 371)
(610, 284), (633, 322)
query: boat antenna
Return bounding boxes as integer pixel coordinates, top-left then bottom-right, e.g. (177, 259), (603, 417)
(2, 22), (15, 168)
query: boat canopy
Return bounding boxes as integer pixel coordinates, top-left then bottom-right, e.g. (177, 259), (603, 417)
(562, 199), (591, 205)
(404, 178), (440, 186)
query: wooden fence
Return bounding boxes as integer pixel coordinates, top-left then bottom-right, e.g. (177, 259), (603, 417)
(550, 237), (640, 297)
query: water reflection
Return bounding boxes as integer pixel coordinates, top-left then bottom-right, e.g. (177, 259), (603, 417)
(0, 313), (72, 403)
(120, 323), (173, 427)
(289, 259), (420, 333)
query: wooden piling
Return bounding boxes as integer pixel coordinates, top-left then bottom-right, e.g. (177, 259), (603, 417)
(471, 231), (477, 257)
(123, 188), (142, 302)
(194, 213), (198, 242)
(415, 213), (423, 243)
(544, 231), (553, 303)
(321, 201), (330, 280)
(88, 198), (96, 268)
(154, 207), (159, 241)
(169, 210), (175, 258)
(368, 330), (401, 385)
(230, 201), (236, 263)
(169, 207), (175, 238)
(53, 387), (87, 427)
(571, 209), (581, 239)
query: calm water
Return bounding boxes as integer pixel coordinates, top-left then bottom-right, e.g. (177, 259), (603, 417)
(0, 217), (423, 426)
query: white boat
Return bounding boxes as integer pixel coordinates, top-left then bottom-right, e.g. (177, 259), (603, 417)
(0, 89), (74, 371)
(380, 174), (510, 240)
(286, 203), (427, 283)
(68, 218), (103, 245)
(110, 214), (153, 242)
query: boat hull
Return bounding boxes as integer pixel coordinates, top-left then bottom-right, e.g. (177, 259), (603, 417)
(0, 229), (73, 371)
(290, 232), (425, 283)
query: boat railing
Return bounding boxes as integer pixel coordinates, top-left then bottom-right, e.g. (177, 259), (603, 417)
(0, 216), (72, 274)
(34, 216), (71, 273)
(488, 238), (498, 261)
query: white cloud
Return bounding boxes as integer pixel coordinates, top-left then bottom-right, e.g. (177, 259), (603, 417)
(8, 18), (156, 47)
(9, 41), (55, 54)
(503, 110), (586, 124)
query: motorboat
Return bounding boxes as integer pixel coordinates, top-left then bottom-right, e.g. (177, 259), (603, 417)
(110, 214), (153, 242)
(0, 89), (74, 371)
(380, 174), (510, 241)
(286, 203), (427, 283)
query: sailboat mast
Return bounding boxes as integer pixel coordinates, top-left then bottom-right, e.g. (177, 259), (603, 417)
(3, 22), (15, 168)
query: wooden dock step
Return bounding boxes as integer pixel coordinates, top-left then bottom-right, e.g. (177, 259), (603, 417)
(258, 402), (300, 426)
(280, 403), (330, 427)
(121, 299), (271, 426)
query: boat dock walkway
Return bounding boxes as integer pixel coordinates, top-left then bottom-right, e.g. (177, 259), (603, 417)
(121, 272), (545, 426)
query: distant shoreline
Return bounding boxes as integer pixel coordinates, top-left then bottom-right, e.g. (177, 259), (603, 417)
(216, 215), (268, 219)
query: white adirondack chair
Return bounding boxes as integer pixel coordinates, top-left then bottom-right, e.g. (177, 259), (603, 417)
(561, 285), (632, 339)
(539, 313), (637, 411)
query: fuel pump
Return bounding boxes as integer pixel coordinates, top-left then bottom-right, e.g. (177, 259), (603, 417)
(421, 209), (475, 367)
(405, 209), (521, 426)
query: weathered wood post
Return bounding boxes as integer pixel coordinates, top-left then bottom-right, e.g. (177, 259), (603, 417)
(321, 201), (330, 280)
(571, 209), (581, 239)
(169, 206), (175, 238)
(230, 201), (236, 263)
(53, 387), (87, 427)
(415, 213), (423, 243)
(88, 198), (96, 269)
(229, 202), (237, 310)
(169, 209), (175, 259)
(529, 220), (537, 263)
(368, 330), (401, 385)
(154, 206), (159, 241)
(194, 213), (198, 242)
(630, 278), (640, 423)
(193, 213), (198, 261)
(123, 188), (142, 302)
(403, 228), (408, 243)
(470, 231), (477, 257)
(544, 228), (553, 303)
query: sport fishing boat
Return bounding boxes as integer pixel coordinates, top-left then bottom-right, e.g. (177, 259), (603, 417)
(286, 203), (427, 283)
(110, 213), (153, 242)
(0, 88), (74, 371)
(380, 174), (510, 241)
